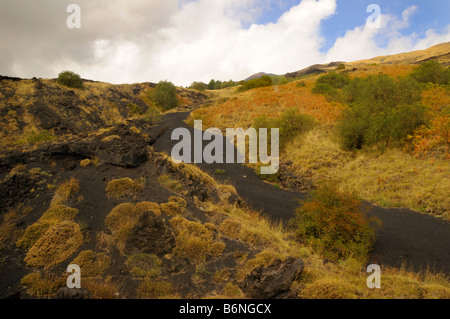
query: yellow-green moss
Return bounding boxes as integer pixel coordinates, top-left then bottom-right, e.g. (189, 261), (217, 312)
(170, 217), (225, 264)
(105, 178), (144, 199)
(125, 253), (162, 278)
(24, 221), (84, 269)
(71, 250), (111, 277)
(20, 272), (65, 297)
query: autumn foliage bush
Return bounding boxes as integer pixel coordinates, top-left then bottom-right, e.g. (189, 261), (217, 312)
(290, 185), (380, 262)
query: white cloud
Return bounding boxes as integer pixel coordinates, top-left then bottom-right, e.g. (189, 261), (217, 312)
(0, 1), (449, 86)
(325, 5), (450, 63)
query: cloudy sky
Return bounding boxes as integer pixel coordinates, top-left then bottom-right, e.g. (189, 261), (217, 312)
(1, 0), (449, 86)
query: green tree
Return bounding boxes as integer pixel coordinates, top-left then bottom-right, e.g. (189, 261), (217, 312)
(57, 71), (83, 89)
(208, 79), (216, 90)
(190, 82), (208, 91)
(410, 60), (450, 85)
(238, 75), (273, 92)
(214, 80), (223, 90)
(152, 81), (179, 111)
(337, 75), (427, 150)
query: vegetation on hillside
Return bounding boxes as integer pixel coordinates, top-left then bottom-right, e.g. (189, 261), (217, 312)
(189, 61), (450, 218)
(57, 71), (83, 89)
(152, 81), (179, 111)
(289, 185), (380, 262)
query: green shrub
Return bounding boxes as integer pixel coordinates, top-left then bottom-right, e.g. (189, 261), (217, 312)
(238, 75), (273, 92)
(208, 79), (216, 90)
(289, 185), (380, 261)
(57, 71), (83, 89)
(337, 75), (427, 150)
(336, 63), (346, 71)
(316, 72), (351, 89)
(221, 80), (238, 89)
(270, 75), (289, 86)
(152, 81), (179, 111)
(312, 72), (351, 102)
(142, 106), (161, 124)
(410, 60), (450, 85)
(214, 80), (223, 90)
(190, 82), (208, 91)
(253, 107), (316, 151)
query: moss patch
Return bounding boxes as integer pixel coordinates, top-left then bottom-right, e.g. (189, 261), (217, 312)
(71, 250), (111, 277)
(24, 221), (84, 269)
(105, 178), (144, 199)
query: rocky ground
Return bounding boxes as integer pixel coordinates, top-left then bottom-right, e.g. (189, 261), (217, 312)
(0, 76), (305, 299)
(1, 75), (449, 300)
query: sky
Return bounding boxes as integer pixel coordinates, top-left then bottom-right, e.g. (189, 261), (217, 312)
(0, 0), (449, 86)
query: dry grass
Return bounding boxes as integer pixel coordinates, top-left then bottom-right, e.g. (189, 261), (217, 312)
(137, 278), (178, 299)
(160, 196), (187, 217)
(83, 276), (121, 299)
(134, 201), (161, 216)
(105, 202), (160, 253)
(126, 253), (162, 278)
(80, 159), (92, 167)
(170, 217), (225, 265)
(285, 127), (450, 219)
(39, 205), (79, 224)
(16, 223), (51, 250)
(188, 81), (342, 130)
(158, 175), (184, 193)
(17, 205), (79, 250)
(210, 201), (297, 254)
(236, 250), (286, 281)
(71, 250), (111, 277)
(105, 177), (144, 199)
(297, 257), (450, 299)
(196, 182), (450, 298)
(104, 203), (142, 252)
(20, 272), (66, 297)
(24, 221), (83, 269)
(50, 178), (80, 207)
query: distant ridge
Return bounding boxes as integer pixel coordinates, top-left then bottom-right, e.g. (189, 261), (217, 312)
(348, 42), (450, 67)
(244, 72), (275, 81)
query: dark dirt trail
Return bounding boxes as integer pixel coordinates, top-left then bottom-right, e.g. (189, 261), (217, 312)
(153, 111), (450, 274)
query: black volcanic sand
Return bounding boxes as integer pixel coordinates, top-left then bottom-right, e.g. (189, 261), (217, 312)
(153, 111), (450, 274)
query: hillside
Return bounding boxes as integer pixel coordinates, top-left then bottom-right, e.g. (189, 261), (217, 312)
(1, 43), (450, 300)
(190, 42), (450, 219)
(348, 42), (450, 67)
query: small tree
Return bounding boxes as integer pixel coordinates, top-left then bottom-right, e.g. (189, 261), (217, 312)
(190, 82), (208, 92)
(410, 60), (450, 85)
(289, 184), (380, 261)
(152, 81), (179, 111)
(57, 71), (83, 89)
(208, 79), (216, 90)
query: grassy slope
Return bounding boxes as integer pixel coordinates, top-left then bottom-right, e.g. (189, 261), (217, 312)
(189, 61), (450, 220)
(0, 78), (203, 151)
(1, 75), (449, 299)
